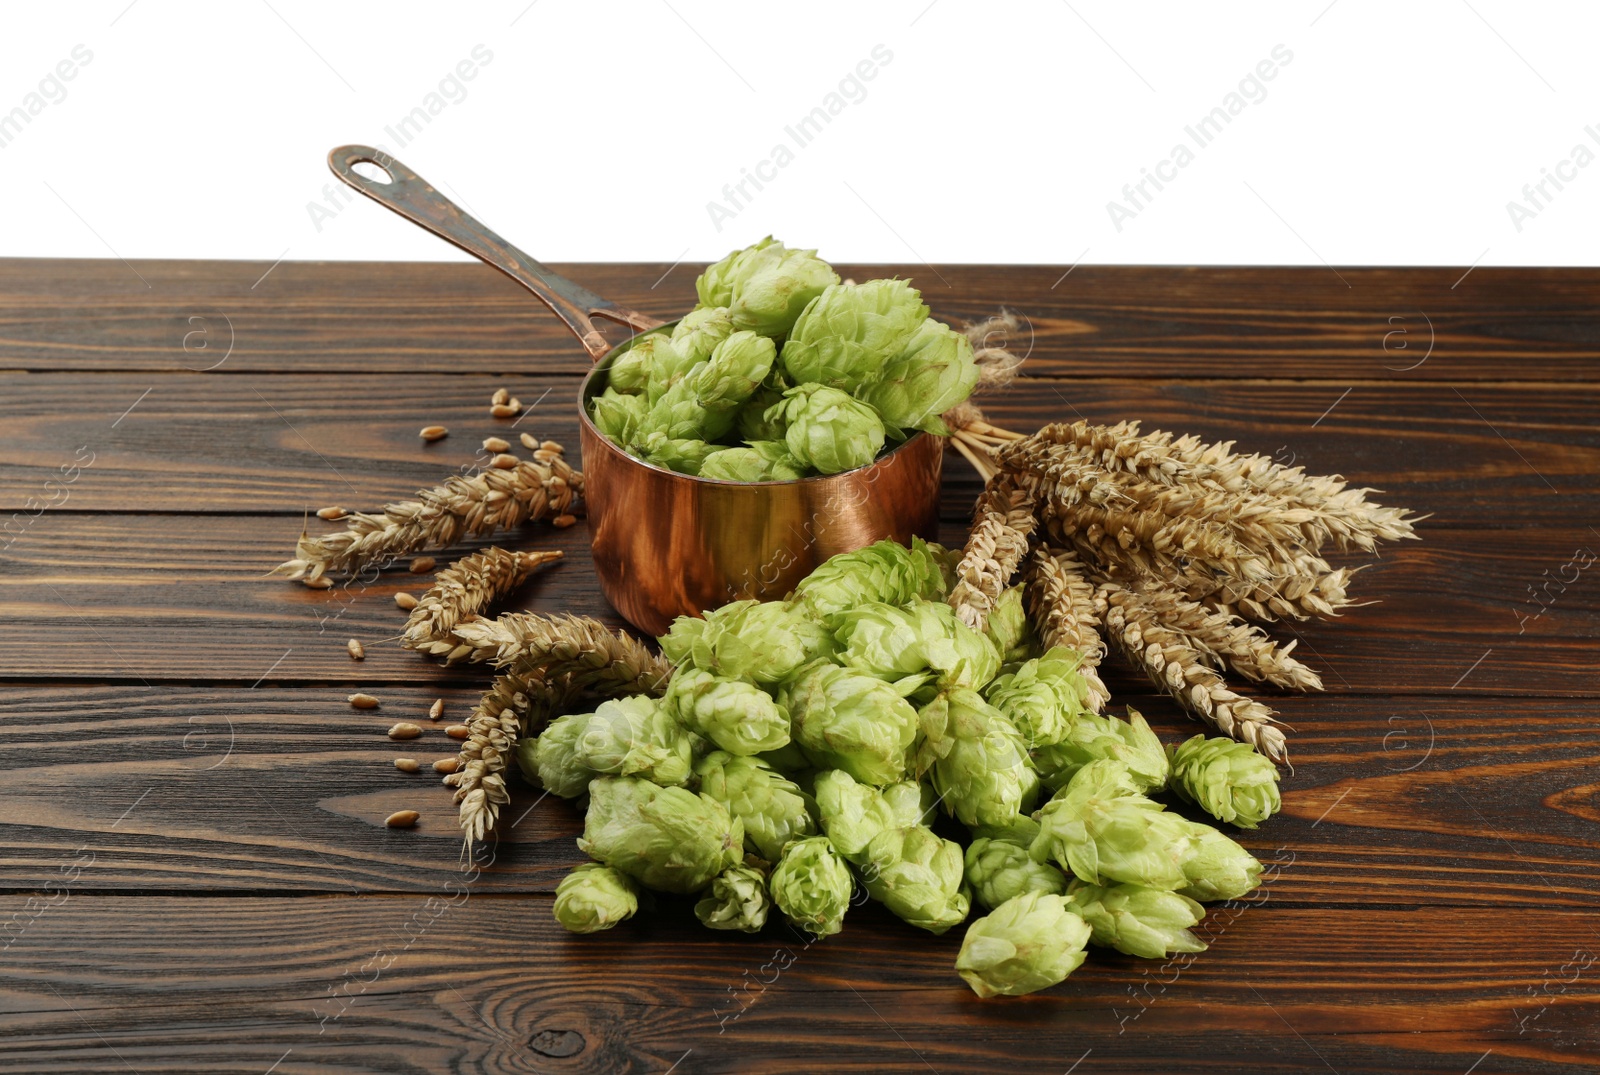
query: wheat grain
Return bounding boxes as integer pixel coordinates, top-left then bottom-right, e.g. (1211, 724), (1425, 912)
(386, 810), (420, 828)
(270, 443), (582, 583)
(492, 387), (510, 407)
(394, 758), (421, 773)
(491, 403), (519, 419)
(317, 506), (347, 520)
(520, 432), (540, 451)
(433, 756), (459, 774)
(482, 436), (510, 453)
(388, 722), (423, 739)
(428, 698), (444, 721)
(395, 592), (419, 611)
(346, 638), (365, 661)
(410, 556), (436, 574)
(349, 693), (380, 709)
(420, 425), (449, 442)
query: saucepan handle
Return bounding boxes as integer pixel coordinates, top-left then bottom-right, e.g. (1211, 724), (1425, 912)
(328, 144), (662, 362)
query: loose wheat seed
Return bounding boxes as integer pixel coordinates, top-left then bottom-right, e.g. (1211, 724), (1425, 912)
(507, 397), (522, 411)
(428, 698), (444, 721)
(410, 556), (436, 574)
(394, 758), (421, 773)
(433, 756), (459, 774)
(492, 387), (510, 406)
(490, 453), (518, 470)
(490, 403), (518, 419)
(540, 440), (561, 453)
(388, 722), (423, 739)
(482, 436), (510, 453)
(347, 638), (365, 660)
(444, 724), (471, 740)
(386, 810), (420, 828)
(420, 425), (449, 442)
(349, 693), (381, 709)
(552, 514), (577, 529)
(316, 506), (347, 520)
(394, 592), (419, 611)
(304, 576), (334, 589)
(520, 432), (540, 451)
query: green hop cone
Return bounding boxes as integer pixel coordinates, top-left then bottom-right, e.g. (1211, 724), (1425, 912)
(575, 695), (695, 788)
(793, 538), (949, 618)
(813, 769), (932, 865)
(1167, 734), (1282, 829)
(578, 776), (744, 894)
(984, 585), (1033, 662)
(769, 835), (853, 937)
(553, 862), (641, 934)
(607, 331), (670, 396)
(955, 892), (1092, 998)
(779, 279), (930, 390)
(665, 667), (791, 756)
(861, 825), (971, 935)
(833, 599), (1000, 689)
(697, 240), (840, 338)
(1064, 879), (1207, 959)
(1173, 823), (1263, 902)
(699, 442), (806, 483)
(1029, 759), (1194, 890)
(984, 646), (1095, 749)
(773, 384), (886, 475)
(858, 317), (979, 437)
(633, 433), (720, 476)
(1034, 706), (1170, 794)
(785, 663), (919, 786)
(695, 863), (772, 933)
(916, 689), (1039, 829)
(520, 712), (596, 799)
(685, 329), (777, 411)
(964, 816), (1068, 911)
(660, 599), (834, 685)
(590, 387), (648, 443)
(670, 305), (737, 364)
(635, 379), (732, 444)
(695, 751), (817, 862)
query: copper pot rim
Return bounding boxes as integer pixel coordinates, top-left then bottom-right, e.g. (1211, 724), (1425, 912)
(576, 321), (937, 489)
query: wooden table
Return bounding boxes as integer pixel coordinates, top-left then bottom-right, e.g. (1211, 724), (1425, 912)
(2, 258), (1597, 1074)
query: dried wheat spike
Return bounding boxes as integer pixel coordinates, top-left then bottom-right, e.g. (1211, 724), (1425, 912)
(1097, 581), (1290, 764)
(271, 445), (583, 583)
(402, 547), (564, 655)
(1118, 577), (1322, 691)
(446, 667), (580, 850)
(949, 478), (1039, 631)
(1023, 547), (1110, 711)
(1021, 420), (1196, 486)
(997, 439), (1126, 510)
(447, 612), (675, 694)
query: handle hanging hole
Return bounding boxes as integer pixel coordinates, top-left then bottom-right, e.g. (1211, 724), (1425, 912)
(352, 160), (393, 184)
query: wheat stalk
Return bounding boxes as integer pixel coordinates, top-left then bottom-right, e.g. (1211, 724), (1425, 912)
(1096, 581), (1289, 764)
(948, 477), (1038, 631)
(271, 445), (582, 583)
(1023, 547), (1110, 712)
(402, 547), (564, 658)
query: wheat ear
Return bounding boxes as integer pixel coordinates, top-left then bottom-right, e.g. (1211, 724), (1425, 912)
(948, 478), (1039, 631)
(1023, 547), (1111, 712)
(402, 547), (563, 658)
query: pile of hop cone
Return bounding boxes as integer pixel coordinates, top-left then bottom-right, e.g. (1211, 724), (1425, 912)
(944, 417), (1420, 764)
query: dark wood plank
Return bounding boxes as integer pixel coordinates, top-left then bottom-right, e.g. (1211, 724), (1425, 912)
(2, 686), (1598, 905)
(4, 373), (1598, 527)
(0, 896), (1594, 1073)
(2, 258), (1597, 380)
(1, 512), (1594, 694)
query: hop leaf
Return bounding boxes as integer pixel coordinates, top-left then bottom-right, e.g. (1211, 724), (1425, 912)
(786, 663), (919, 786)
(917, 689), (1039, 829)
(769, 835), (853, 936)
(696, 751), (817, 862)
(793, 538), (949, 618)
(774, 384), (886, 475)
(699, 442), (806, 483)
(660, 599), (834, 685)
(519, 713), (596, 799)
(695, 863), (772, 933)
(984, 646), (1095, 749)
(553, 863), (641, 934)
(984, 584), (1033, 661)
(1064, 880), (1207, 959)
(832, 599), (1000, 689)
(578, 776), (744, 894)
(964, 816), (1068, 911)
(779, 279), (930, 389)
(955, 892), (1092, 998)
(575, 695), (695, 788)
(861, 825), (971, 935)
(666, 667), (791, 756)
(1168, 734), (1282, 829)
(1033, 706), (1170, 793)
(696, 237), (840, 338)
(813, 769), (931, 865)
(858, 317), (979, 437)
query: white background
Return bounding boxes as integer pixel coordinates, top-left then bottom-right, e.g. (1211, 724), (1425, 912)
(1, 0), (1596, 267)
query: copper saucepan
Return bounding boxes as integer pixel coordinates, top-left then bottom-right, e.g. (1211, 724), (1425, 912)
(327, 145), (944, 635)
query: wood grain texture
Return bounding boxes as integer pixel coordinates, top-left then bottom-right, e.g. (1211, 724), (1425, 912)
(3, 258), (1597, 379)
(0, 897), (1596, 1073)
(3, 258), (1599, 1074)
